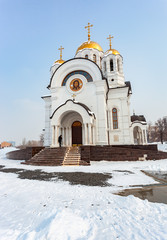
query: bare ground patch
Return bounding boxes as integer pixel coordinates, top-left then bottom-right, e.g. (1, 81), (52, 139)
(0, 165), (112, 187)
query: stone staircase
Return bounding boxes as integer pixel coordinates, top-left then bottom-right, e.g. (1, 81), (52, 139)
(22, 147), (67, 166)
(62, 147), (89, 166)
(22, 147), (89, 166)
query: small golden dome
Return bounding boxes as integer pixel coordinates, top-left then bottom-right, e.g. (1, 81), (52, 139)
(76, 41), (103, 53)
(54, 59), (65, 64)
(106, 35), (120, 55)
(105, 49), (120, 55)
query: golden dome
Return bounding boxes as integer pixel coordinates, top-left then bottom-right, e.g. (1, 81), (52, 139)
(54, 59), (65, 64)
(76, 41), (103, 53)
(106, 35), (120, 55)
(105, 49), (120, 55)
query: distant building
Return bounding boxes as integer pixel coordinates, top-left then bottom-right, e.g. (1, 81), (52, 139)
(1, 141), (12, 148)
(8, 141), (15, 147)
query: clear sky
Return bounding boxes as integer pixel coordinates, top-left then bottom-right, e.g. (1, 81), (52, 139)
(0, 0), (167, 145)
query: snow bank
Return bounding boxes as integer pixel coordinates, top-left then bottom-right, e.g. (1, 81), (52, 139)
(0, 146), (167, 239)
(158, 142), (167, 152)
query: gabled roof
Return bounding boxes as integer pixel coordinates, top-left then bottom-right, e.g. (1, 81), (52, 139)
(131, 114), (146, 122)
(50, 99), (96, 119)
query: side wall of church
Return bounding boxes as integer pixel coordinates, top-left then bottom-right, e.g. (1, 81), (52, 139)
(94, 81), (108, 145)
(43, 97), (52, 146)
(107, 87), (132, 145)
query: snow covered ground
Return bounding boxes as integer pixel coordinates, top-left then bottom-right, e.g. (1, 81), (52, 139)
(0, 146), (167, 240)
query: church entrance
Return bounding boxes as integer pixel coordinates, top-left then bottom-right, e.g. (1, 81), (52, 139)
(72, 121), (82, 146)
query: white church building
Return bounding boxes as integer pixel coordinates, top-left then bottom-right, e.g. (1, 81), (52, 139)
(42, 23), (147, 147)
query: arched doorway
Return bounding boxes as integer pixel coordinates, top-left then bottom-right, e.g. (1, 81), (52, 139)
(72, 121), (82, 146)
(133, 126), (143, 144)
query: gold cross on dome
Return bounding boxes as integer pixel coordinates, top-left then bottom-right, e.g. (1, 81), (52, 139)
(107, 35), (114, 50)
(58, 46), (64, 60)
(85, 22), (93, 42)
(72, 94), (76, 100)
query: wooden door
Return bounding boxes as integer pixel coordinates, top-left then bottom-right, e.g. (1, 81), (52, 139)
(72, 121), (82, 145)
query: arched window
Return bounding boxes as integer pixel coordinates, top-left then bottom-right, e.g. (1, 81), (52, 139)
(112, 108), (118, 129)
(85, 54), (88, 59)
(93, 54), (96, 63)
(110, 59), (114, 71)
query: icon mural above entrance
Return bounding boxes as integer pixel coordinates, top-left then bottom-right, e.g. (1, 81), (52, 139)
(70, 79), (83, 92)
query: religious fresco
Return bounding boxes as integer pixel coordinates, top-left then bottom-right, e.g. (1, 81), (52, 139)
(70, 79), (83, 92)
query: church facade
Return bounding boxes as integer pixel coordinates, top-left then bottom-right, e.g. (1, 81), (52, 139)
(42, 24), (147, 147)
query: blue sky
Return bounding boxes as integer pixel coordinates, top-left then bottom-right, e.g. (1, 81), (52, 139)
(0, 0), (167, 145)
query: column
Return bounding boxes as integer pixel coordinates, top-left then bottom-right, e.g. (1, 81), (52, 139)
(144, 130), (147, 144)
(88, 123), (92, 145)
(62, 128), (64, 146)
(85, 123), (88, 145)
(52, 125), (55, 147)
(66, 127), (69, 146)
(141, 130), (145, 145)
(55, 125), (59, 147)
(69, 127), (72, 146)
(107, 110), (110, 145)
(139, 131), (143, 145)
(93, 125), (96, 145)
(82, 124), (85, 145)
(109, 110), (112, 144)
(64, 128), (66, 146)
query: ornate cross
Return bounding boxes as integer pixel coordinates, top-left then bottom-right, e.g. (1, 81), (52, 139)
(72, 94), (76, 101)
(58, 46), (64, 60)
(85, 23), (93, 42)
(107, 35), (114, 50)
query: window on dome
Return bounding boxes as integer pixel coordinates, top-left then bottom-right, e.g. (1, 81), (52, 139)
(93, 54), (96, 63)
(110, 59), (114, 71)
(85, 55), (88, 59)
(112, 108), (118, 129)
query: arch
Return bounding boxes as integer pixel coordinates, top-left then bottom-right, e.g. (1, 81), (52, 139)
(133, 126), (143, 144)
(112, 108), (118, 129)
(50, 100), (95, 147)
(85, 54), (88, 59)
(61, 70), (93, 86)
(49, 58), (105, 88)
(60, 111), (83, 147)
(51, 100), (94, 124)
(60, 111), (83, 127)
